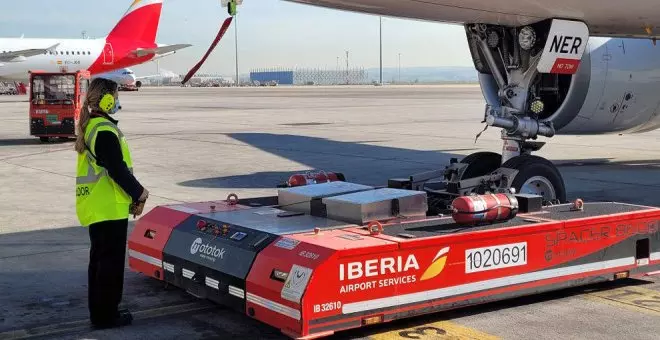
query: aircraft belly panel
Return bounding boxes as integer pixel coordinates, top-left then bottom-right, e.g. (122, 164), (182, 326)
(285, 0), (660, 37)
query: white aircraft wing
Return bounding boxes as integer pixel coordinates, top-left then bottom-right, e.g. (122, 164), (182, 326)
(0, 43), (59, 62)
(130, 44), (192, 58)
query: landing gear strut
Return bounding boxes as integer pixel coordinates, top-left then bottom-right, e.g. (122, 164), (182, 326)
(393, 19), (583, 209)
(424, 19), (576, 207)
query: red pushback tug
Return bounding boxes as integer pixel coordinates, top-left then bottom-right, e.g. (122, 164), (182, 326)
(28, 70), (90, 142)
(128, 169), (660, 339)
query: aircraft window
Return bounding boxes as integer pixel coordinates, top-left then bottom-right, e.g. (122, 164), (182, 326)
(77, 51), (80, 55)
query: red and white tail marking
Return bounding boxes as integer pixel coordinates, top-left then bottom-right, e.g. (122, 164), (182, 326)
(107, 0), (163, 43)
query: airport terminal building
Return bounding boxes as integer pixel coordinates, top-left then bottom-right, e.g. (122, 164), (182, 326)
(249, 67), (367, 85)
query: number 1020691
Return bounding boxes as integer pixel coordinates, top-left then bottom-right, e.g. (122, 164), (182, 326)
(465, 242), (527, 273)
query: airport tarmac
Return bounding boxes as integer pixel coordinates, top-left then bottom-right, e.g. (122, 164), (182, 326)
(1, 85), (659, 340)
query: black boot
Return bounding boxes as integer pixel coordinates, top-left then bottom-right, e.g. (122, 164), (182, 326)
(91, 309), (133, 329)
(118, 309), (133, 325)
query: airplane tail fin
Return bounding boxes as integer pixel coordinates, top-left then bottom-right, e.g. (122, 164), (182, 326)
(106, 0), (163, 43)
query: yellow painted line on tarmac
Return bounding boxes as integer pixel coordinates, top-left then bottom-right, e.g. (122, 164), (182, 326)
(0, 302), (217, 340)
(585, 285), (660, 317)
(370, 320), (500, 340)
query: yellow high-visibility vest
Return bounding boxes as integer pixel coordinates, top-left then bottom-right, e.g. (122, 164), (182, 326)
(75, 117), (134, 227)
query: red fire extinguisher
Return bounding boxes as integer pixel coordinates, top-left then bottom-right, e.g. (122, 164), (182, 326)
(280, 171), (345, 187)
(451, 193), (519, 225)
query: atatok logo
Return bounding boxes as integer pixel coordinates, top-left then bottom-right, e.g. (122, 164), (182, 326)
(190, 238), (203, 254)
(190, 237), (226, 262)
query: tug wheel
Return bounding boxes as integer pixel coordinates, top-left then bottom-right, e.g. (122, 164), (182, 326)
(459, 152), (502, 179)
(503, 155), (567, 204)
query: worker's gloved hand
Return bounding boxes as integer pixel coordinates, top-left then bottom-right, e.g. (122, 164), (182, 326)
(130, 189), (149, 218)
(130, 200), (146, 218)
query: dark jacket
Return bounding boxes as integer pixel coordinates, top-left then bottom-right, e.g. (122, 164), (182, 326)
(89, 112), (144, 202)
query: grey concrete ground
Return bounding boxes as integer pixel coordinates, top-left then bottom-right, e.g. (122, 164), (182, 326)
(0, 86), (659, 340)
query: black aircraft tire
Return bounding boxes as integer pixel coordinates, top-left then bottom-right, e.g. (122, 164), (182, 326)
(503, 155), (567, 203)
(459, 151), (503, 179)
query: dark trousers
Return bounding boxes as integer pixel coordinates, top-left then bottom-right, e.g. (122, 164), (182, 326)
(88, 218), (128, 325)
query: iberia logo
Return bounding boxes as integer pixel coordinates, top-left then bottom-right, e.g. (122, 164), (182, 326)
(337, 246), (451, 294)
(420, 247), (450, 281)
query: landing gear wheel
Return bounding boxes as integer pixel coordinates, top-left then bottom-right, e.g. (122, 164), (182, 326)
(503, 155), (567, 204)
(459, 152), (502, 179)
(39, 137), (50, 143)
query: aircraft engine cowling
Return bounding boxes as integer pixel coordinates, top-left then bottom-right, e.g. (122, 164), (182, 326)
(479, 37), (660, 135)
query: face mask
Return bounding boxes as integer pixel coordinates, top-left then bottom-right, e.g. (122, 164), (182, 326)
(108, 99), (121, 114)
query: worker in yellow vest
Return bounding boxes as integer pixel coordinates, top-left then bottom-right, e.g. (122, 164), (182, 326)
(74, 77), (148, 329)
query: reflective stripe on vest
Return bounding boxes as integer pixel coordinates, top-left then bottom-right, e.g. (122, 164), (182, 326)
(76, 117), (134, 227)
(76, 153), (133, 185)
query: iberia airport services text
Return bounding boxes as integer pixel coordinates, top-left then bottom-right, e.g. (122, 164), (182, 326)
(339, 255), (419, 294)
(340, 275), (417, 294)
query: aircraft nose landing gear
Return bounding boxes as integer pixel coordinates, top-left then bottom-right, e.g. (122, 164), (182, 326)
(430, 19), (581, 208)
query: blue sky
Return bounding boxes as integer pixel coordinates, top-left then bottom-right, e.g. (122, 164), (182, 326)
(0, 0), (472, 76)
